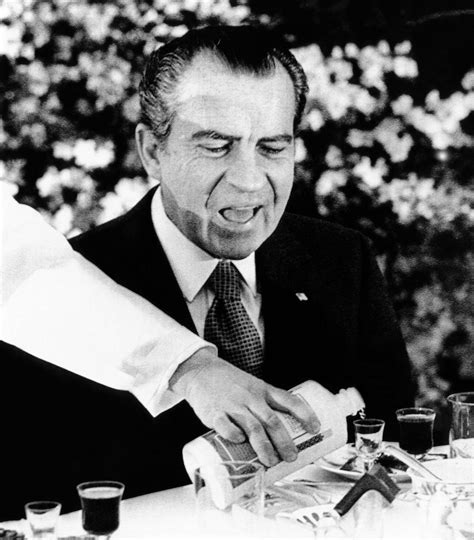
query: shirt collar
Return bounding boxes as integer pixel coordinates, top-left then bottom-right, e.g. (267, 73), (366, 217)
(151, 186), (257, 302)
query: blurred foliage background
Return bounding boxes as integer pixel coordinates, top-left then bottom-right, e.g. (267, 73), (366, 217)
(1, 0), (473, 441)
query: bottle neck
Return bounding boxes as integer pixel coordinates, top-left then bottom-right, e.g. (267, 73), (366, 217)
(335, 387), (366, 417)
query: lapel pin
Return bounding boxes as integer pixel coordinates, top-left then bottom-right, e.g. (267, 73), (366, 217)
(295, 292), (308, 301)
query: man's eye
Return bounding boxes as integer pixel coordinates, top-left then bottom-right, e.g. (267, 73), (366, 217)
(200, 144), (230, 155)
(260, 145), (287, 155)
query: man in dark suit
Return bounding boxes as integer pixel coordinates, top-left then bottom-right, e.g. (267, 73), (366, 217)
(71, 24), (415, 477)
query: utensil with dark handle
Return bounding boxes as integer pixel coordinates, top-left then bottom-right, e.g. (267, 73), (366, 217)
(278, 463), (400, 530)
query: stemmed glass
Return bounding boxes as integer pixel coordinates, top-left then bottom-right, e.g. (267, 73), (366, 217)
(77, 480), (125, 539)
(353, 419), (385, 472)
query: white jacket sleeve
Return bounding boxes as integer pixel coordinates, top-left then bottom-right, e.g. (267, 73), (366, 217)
(0, 184), (217, 416)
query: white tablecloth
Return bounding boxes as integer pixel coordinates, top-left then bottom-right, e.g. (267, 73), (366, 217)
(3, 449), (457, 539)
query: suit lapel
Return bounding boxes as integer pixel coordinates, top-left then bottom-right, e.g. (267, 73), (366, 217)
(256, 217), (329, 389)
(119, 189), (197, 333)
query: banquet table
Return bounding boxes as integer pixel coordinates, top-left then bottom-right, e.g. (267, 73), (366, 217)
(2, 447), (455, 539)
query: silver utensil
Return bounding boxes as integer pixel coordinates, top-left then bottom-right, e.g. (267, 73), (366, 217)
(383, 444), (442, 481)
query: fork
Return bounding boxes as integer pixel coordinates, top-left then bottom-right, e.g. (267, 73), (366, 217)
(277, 503), (349, 537)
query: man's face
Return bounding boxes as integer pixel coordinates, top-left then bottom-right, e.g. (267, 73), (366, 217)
(155, 53), (296, 259)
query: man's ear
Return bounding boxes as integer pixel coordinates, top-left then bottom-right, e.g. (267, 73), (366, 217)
(135, 123), (162, 180)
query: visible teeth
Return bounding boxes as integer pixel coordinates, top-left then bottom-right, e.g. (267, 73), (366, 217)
(222, 207), (256, 223)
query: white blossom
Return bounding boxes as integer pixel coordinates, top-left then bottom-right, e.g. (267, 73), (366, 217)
(361, 63), (385, 90)
(377, 40), (391, 55)
(440, 92), (472, 127)
(324, 88), (352, 120)
(183, 0), (202, 11)
(425, 90), (441, 111)
(315, 170), (347, 196)
(306, 109), (325, 131)
(353, 88), (378, 115)
(73, 140), (115, 169)
(0, 22), (23, 58)
(353, 156), (387, 188)
(328, 59), (353, 82)
(97, 192), (124, 223)
(294, 138), (307, 163)
(325, 145), (344, 168)
(170, 25), (188, 38)
(115, 177), (152, 209)
(98, 177), (157, 223)
(406, 108), (450, 149)
(393, 56), (418, 78)
(430, 131), (451, 150)
(21, 123), (47, 147)
(37, 166), (95, 197)
(379, 176), (438, 223)
(51, 205), (74, 235)
(346, 129), (373, 148)
(331, 46), (344, 60)
(0, 0), (27, 19)
(374, 118), (414, 162)
(344, 43), (359, 58)
(461, 70), (474, 90)
(416, 178), (435, 200)
(292, 44), (324, 69)
(122, 95), (140, 123)
(53, 142), (75, 161)
(391, 95), (413, 116)
(37, 167), (63, 197)
(394, 41), (412, 55)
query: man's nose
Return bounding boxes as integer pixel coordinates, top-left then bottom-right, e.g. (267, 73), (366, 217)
(225, 152), (267, 192)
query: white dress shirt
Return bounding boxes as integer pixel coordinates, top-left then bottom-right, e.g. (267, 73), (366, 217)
(0, 182), (216, 417)
(151, 187), (265, 345)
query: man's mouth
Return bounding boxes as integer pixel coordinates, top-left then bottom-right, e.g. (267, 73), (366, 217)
(219, 206), (262, 224)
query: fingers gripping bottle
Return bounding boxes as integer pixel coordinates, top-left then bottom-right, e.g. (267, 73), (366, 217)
(182, 380), (365, 509)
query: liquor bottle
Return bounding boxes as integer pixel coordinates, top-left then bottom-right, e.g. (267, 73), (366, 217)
(182, 380), (365, 508)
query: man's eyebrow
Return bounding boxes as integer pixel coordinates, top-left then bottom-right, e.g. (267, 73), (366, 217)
(258, 134), (293, 144)
(191, 130), (239, 141)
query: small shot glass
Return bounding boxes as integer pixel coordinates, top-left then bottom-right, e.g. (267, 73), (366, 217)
(25, 501), (61, 539)
(354, 418), (385, 472)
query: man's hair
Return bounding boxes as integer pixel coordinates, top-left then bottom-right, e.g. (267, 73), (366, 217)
(138, 25), (308, 145)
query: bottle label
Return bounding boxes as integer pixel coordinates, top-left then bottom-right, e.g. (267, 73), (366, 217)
(202, 427), (333, 482)
(202, 432), (259, 488)
(203, 431), (259, 463)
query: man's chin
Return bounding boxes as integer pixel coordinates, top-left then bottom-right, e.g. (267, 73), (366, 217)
(209, 246), (256, 260)
(206, 236), (263, 260)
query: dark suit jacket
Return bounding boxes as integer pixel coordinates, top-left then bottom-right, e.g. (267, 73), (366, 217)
(0, 187), (415, 519)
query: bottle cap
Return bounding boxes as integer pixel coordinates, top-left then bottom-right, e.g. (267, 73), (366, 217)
(337, 387), (366, 417)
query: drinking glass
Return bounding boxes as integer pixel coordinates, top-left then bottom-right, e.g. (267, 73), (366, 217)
(194, 461), (264, 535)
(77, 480), (125, 538)
(353, 419), (385, 472)
(396, 407), (435, 458)
(447, 392), (474, 458)
(25, 501), (61, 539)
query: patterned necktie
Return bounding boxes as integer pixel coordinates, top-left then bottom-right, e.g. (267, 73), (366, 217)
(204, 260), (263, 378)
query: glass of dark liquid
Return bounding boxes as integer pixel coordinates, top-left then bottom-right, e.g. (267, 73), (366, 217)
(77, 480), (125, 538)
(396, 407), (436, 458)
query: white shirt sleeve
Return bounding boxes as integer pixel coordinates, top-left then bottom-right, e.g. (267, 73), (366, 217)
(0, 183), (217, 417)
